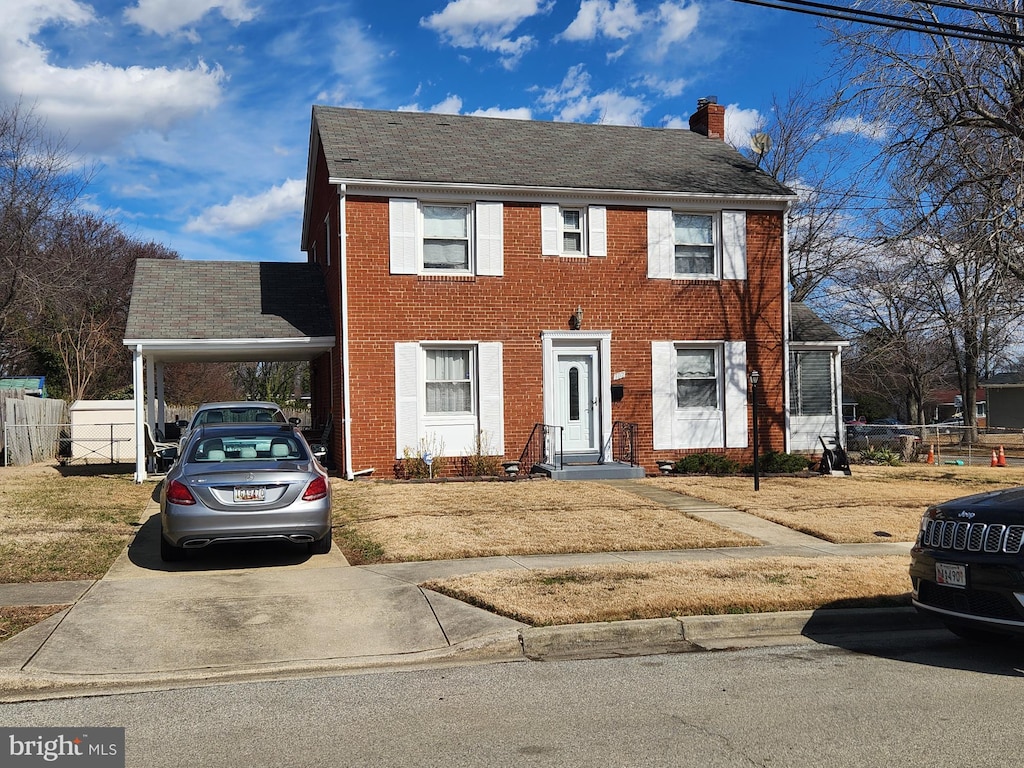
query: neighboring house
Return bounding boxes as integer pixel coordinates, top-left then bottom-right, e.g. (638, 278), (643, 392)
(787, 303), (847, 452)
(979, 375), (1022, 428)
(300, 100), (799, 479)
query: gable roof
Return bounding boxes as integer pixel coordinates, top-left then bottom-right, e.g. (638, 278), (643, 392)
(311, 106), (794, 198)
(790, 302), (847, 344)
(124, 260), (335, 362)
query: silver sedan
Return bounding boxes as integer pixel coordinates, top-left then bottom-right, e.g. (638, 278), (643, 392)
(159, 423), (332, 561)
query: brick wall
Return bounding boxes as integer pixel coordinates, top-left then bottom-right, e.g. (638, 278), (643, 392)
(317, 193), (786, 476)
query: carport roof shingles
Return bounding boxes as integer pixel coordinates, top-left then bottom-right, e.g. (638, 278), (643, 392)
(126, 260), (335, 340)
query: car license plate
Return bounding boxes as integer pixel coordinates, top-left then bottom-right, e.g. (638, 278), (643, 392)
(936, 562), (967, 588)
(233, 486), (265, 502)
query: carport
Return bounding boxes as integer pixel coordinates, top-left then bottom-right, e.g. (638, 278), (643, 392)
(123, 259), (335, 482)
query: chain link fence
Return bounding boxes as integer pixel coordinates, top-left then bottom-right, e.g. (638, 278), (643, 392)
(845, 422), (1024, 465)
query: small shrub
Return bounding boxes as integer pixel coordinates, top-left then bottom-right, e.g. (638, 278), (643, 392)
(673, 452), (740, 475)
(859, 446), (902, 466)
(757, 451), (815, 474)
(462, 431), (503, 477)
(400, 436), (448, 478)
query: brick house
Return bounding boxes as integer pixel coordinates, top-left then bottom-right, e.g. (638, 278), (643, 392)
(300, 100), (805, 480)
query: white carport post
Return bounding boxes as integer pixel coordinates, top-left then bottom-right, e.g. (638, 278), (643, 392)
(133, 345), (147, 483)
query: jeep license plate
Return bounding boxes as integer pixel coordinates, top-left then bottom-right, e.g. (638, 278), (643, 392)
(234, 486), (265, 502)
(936, 562), (967, 588)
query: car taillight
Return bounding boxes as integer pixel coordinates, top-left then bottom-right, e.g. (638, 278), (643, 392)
(166, 479), (196, 506)
(302, 475), (328, 501)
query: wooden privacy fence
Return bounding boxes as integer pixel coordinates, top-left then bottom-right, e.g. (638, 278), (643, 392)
(1, 394), (68, 466)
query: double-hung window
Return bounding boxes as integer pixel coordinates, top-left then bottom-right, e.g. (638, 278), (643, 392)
(673, 213), (715, 278)
(425, 348), (474, 414)
(422, 204), (471, 271)
(561, 208), (585, 255)
(676, 347), (720, 409)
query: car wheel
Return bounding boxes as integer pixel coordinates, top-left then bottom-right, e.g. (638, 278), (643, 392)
(160, 533), (186, 562)
(309, 533), (332, 555)
(944, 621), (1012, 644)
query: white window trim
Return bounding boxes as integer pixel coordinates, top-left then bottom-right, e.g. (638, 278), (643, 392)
(652, 340), (748, 450)
(423, 345), (476, 421)
(675, 345), (723, 414)
(541, 203), (607, 258)
(672, 212), (719, 280)
(421, 202), (474, 275)
(390, 198), (503, 276)
(394, 341), (505, 458)
(647, 208), (746, 281)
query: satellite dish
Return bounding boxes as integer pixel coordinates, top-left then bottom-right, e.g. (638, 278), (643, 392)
(751, 132), (772, 157)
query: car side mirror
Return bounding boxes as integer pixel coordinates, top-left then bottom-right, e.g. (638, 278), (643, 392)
(289, 417), (302, 425)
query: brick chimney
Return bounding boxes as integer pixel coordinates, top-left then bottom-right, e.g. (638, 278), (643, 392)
(688, 96), (726, 140)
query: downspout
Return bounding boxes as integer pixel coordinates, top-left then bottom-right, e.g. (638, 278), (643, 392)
(133, 345), (146, 483)
(338, 184), (355, 481)
(781, 200), (792, 455)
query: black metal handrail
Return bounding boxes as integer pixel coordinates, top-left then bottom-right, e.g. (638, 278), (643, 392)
(612, 421), (639, 466)
(519, 423), (563, 471)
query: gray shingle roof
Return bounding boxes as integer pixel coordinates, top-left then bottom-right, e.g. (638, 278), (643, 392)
(312, 106), (795, 198)
(791, 302), (846, 343)
(125, 260), (334, 340)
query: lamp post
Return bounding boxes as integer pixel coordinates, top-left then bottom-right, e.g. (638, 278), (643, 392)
(750, 370), (760, 492)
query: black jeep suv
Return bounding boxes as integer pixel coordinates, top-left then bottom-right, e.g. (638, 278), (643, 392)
(910, 486), (1024, 640)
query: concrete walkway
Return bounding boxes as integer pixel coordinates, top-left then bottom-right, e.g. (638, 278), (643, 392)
(0, 481), (928, 699)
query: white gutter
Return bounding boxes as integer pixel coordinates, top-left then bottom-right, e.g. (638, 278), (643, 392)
(338, 184), (355, 481)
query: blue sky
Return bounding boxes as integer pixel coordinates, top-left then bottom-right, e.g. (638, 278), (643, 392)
(4, 0), (839, 262)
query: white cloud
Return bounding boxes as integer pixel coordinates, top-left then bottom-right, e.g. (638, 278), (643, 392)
(124, 0), (258, 36)
(827, 115), (889, 141)
(0, 1), (226, 152)
(539, 64), (646, 125)
(469, 106), (533, 120)
(420, 0), (553, 68)
(561, 0), (645, 41)
(652, 1), (700, 58)
(638, 74), (687, 98)
(560, 0), (698, 61)
(185, 178), (305, 234)
(725, 104), (762, 150)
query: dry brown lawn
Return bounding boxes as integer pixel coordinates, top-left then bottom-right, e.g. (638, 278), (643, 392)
(642, 464), (1024, 543)
(424, 555), (911, 626)
(330, 478), (758, 562)
(0, 463), (154, 583)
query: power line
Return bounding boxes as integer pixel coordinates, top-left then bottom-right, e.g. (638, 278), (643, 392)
(728, 0), (1024, 44)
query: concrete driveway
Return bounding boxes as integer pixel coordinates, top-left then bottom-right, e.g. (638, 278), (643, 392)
(0, 501), (525, 688)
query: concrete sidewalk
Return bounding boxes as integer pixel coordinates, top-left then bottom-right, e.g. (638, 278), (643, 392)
(0, 482), (933, 700)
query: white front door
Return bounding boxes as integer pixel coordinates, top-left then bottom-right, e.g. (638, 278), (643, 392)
(556, 352), (598, 453)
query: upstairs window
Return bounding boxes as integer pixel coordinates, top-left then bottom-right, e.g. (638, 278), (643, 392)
(674, 213), (715, 277)
(561, 208), (585, 255)
(422, 204), (470, 271)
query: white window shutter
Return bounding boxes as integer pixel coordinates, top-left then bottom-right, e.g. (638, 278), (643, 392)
(394, 343), (421, 458)
(477, 342), (504, 455)
(541, 204), (560, 256)
(475, 202), (504, 276)
(389, 198), (418, 275)
(647, 208), (674, 279)
(588, 205), (607, 257)
(721, 210), (747, 280)
(723, 341), (749, 448)
(651, 342), (677, 450)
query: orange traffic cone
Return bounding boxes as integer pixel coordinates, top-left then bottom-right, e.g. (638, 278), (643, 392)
(999, 445), (1007, 467)
(926, 445), (935, 464)
(992, 449), (999, 467)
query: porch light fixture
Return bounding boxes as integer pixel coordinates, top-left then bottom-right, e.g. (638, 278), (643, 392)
(569, 305), (584, 330)
(749, 369), (760, 491)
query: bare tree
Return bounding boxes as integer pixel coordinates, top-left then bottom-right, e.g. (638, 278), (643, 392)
(0, 99), (91, 375)
(741, 84), (873, 304)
